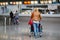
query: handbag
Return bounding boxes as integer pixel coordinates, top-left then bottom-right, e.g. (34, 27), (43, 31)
(28, 19), (33, 25)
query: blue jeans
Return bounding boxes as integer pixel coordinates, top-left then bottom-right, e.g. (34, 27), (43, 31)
(33, 22), (39, 37)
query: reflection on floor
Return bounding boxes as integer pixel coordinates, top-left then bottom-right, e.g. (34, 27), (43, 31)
(0, 21), (60, 40)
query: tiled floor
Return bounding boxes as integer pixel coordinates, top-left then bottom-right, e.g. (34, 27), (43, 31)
(0, 21), (60, 40)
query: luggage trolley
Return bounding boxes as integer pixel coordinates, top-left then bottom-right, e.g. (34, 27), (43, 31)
(29, 23), (43, 37)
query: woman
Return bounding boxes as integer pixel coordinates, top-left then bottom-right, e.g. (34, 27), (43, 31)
(31, 8), (42, 38)
(14, 10), (19, 24)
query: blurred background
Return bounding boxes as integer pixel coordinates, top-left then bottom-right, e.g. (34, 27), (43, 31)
(0, 0), (60, 40)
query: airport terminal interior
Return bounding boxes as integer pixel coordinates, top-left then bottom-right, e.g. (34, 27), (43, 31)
(0, 0), (60, 40)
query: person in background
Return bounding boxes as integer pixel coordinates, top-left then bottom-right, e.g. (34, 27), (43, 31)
(31, 8), (42, 38)
(1, 7), (4, 13)
(48, 10), (54, 14)
(14, 10), (19, 24)
(10, 11), (14, 24)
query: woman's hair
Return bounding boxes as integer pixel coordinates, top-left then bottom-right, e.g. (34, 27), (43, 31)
(33, 8), (38, 12)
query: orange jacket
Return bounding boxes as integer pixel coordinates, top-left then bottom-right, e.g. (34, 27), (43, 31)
(31, 12), (42, 21)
